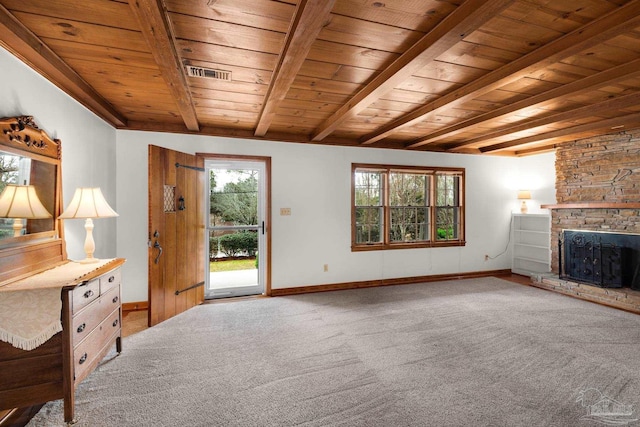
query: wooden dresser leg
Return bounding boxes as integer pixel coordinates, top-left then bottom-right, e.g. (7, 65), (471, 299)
(61, 291), (75, 424)
(63, 392), (75, 424)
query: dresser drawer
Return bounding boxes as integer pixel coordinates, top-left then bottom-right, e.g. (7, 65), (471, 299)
(71, 279), (100, 313)
(73, 308), (120, 384)
(71, 286), (121, 345)
(100, 268), (121, 295)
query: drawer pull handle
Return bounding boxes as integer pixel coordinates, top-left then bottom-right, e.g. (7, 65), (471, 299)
(108, 275), (115, 283)
(83, 290), (94, 299)
(112, 296), (119, 304)
(113, 319), (119, 327)
(79, 353), (88, 365)
(77, 323), (86, 333)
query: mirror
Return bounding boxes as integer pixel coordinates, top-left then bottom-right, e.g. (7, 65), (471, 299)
(0, 116), (62, 248)
(0, 151), (56, 239)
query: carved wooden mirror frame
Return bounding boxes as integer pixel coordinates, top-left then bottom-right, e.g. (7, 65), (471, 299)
(0, 116), (66, 285)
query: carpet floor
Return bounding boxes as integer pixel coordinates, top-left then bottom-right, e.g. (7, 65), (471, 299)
(28, 278), (640, 426)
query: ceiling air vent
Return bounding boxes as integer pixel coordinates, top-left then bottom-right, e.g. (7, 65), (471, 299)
(185, 65), (232, 81)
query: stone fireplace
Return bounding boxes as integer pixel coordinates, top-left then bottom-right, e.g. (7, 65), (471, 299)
(548, 131), (640, 272)
(535, 131), (640, 312)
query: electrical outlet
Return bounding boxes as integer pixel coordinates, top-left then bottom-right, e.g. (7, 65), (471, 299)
(484, 254), (489, 261)
(280, 207), (291, 216)
(323, 264), (329, 272)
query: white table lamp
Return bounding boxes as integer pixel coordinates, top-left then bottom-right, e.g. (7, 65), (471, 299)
(517, 190), (531, 214)
(0, 184), (52, 236)
(59, 187), (118, 263)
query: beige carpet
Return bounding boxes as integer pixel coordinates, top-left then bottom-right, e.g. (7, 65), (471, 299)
(28, 277), (640, 426)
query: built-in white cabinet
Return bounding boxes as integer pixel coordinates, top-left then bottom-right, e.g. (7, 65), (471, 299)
(512, 213), (551, 276)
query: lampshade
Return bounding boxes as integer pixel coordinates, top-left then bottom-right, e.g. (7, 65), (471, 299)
(517, 190), (532, 200)
(59, 187), (118, 219)
(0, 184), (52, 219)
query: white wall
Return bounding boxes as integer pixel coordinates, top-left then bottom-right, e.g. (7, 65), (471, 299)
(516, 152), (556, 214)
(116, 131), (557, 302)
(0, 46), (118, 261)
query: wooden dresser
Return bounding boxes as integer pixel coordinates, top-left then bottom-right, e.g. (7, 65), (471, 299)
(0, 258), (125, 424)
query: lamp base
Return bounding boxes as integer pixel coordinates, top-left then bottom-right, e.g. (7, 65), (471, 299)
(520, 201), (528, 214)
(12, 218), (23, 237)
(82, 218), (97, 262)
(76, 257), (100, 264)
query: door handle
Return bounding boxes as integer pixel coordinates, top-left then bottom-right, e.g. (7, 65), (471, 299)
(154, 240), (163, 264)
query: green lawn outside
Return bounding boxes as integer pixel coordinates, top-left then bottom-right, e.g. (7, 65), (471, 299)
(209, 258), (256, 272)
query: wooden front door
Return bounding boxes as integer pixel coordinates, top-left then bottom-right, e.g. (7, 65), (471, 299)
(148, 145), (205, 326)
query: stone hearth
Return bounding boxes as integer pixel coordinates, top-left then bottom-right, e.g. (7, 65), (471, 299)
(532, 274), (640, 314)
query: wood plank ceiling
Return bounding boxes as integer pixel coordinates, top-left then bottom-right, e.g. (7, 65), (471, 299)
(1, 0), (640, 156)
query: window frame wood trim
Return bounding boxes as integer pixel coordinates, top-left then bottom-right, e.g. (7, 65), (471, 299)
(351, 163), (466, 251)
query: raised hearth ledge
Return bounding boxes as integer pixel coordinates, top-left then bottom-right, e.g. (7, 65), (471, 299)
(531, 274), (640, 315)
(541, 202), (640, 209)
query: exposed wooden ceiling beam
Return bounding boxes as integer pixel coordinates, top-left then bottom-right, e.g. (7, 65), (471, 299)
(480, 111), (640, 153)
(310, 0), (516, 142)
(450, 91), (640, 150)
(414, 59), (640, 149)
(514, 145), (559, 156)
(0, 4), (127, 127)
(359, 0), (640, 147)
(254, 0), (336, 137)
(129, 0), (199, 131)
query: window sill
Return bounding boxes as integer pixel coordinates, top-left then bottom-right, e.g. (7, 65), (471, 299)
(352, 241), (466, 251)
